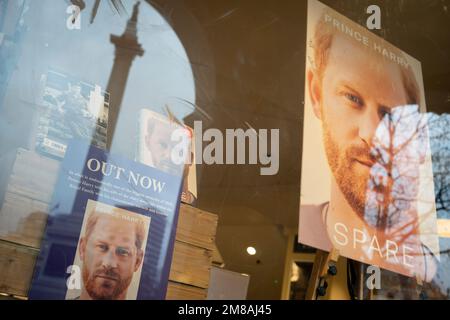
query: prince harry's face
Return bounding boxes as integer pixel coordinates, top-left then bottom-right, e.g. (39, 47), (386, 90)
(308, 34), (410, 220)
(79, 215), (143, 300)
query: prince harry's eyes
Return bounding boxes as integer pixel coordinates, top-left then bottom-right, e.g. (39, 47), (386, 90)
(337, 85), (392, 120)
(95, 242), (132, 258)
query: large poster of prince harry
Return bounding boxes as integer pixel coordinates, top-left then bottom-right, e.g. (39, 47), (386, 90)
(299, 0), (440, 283)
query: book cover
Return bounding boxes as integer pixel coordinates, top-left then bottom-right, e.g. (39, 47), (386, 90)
(28, 140), (182, 299)
(299, 0), (439, 281)
(35, 70), (109, 159)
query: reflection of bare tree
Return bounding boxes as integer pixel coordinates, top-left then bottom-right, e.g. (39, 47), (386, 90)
(366, 107), (450, 298)
(89, 0), (127, 24)
(365, 105), (432, 251)
(428, 113), (450, 217)
(367, 108), (450, 236)
(427, 112), (450, 298)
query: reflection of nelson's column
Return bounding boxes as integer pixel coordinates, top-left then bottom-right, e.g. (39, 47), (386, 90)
(106, 1), (144, 149)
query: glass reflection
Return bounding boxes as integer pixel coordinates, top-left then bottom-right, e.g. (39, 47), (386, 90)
(0, 0), (194, 300)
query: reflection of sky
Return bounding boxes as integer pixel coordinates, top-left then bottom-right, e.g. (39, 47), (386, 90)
(2, 0), (195, 159)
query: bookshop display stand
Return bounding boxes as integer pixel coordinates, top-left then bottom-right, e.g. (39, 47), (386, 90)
(305, 248), (339, 300)
(305, 248), (427, 300)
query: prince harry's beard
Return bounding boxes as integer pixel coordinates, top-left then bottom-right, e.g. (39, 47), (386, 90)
(321, 115), (378, 225)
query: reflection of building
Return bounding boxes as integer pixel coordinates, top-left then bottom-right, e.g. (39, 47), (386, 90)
(87, 85), (107, 123)
(106, 1), (144, 149)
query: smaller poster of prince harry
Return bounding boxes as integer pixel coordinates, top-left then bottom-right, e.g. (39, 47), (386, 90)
(299, 0), (440, 283)
(66, 200), (150, 300)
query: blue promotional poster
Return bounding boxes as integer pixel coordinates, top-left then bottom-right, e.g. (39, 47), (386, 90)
(28, 140), (182, 300)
